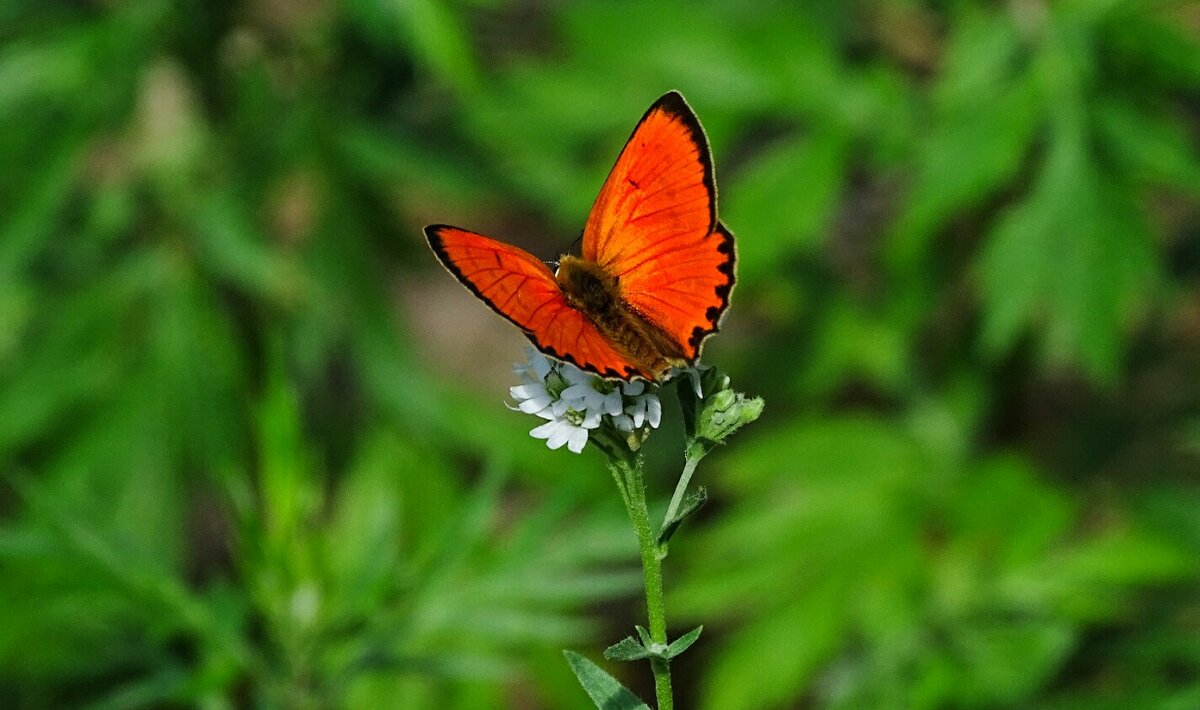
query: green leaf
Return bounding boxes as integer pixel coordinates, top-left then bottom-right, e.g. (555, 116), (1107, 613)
(889, 10), (1038, 269)
(603, 636), (653, 662)
(666, 626), (703, 660)
(1096, 98), (1200, 196)
(724, 131), (848, 282)
(562, 651), (650, 710)
(978, 127), (1155, 381)
(950, 621), (1075, 704)
(605, 625), (705, 663)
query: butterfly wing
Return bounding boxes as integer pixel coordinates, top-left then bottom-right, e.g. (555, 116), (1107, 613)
(582, 91), (736, 363)
(425, 225), (650, 379)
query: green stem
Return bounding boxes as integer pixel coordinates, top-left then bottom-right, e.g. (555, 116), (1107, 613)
(660, 443), (705, 539)
(613, 456), (672, 710)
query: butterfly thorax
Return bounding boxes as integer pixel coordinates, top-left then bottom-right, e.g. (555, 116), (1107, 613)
(556, 257), (621, 316)
(556, 255), (687, 379)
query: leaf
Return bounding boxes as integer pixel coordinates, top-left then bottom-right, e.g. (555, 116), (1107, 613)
(1096, 98), (1200, 196)
(698, 583), (848, 710)
(723, 130), (848, 282)
(562, 651), (650, 710)
(666, 626), (703, 660)
(950, 621), (1075, 704)
(888, 9), (1038, 271)
(978, 126), (1155, 381)
(1104, 8), (1200, 92)
(603, 636), (653, 662)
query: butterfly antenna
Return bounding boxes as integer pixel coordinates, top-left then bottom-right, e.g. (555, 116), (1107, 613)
(569, 229), (584, 255)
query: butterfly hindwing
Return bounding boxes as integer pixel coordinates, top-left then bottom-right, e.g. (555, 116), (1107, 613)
(425, 225), (649, 379)
(581, 91), (735, 363)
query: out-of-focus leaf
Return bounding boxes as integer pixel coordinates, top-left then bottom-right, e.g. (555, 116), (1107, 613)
(1096, 98), (1200, 195)
(1103, 7), (1200, 91)
(724, 130), (848, 282)
(979, 129), (1156, 380)
(797, 299), (909, 396)
(700, 583), (848, 710)
(676, 416), (1197, 708)
(889, 9), (1039, 271)
(346, 0), (479, 93)
(951, 621), (1075, 705)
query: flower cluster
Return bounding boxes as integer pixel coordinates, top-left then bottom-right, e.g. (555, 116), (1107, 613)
(509, 349), (662, 454)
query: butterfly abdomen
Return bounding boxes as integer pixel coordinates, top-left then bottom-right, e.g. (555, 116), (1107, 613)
(556, 256), (686, 379)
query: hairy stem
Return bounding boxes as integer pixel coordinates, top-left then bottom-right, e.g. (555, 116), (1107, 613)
(613, 456), (672, 710)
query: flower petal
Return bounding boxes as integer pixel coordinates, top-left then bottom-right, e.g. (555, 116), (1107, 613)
(530, 352), (553, 380)
(626, 398), (646, 428)
(561, 366), (594, 385)
(603, 390), (623, 416)
(566, 427), (589, 453)
(581, 409), (603, 429)
(510, 383), (548, 400)
(529, 420), (561, 440)
(561, 382), (602, 404)
(646, 394), (662, 428)
(546, 423), (576, 450)
(517, 395), (550, 412)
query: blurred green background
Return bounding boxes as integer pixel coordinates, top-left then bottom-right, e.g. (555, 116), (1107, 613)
(3, 1), (1199, 708)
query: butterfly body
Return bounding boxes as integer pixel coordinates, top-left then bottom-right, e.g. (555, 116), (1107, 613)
(556, 255), (688, 379)
(426, 91), (734, 382)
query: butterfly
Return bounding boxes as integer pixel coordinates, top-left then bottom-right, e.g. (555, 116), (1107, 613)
(425, 91), (735, 381)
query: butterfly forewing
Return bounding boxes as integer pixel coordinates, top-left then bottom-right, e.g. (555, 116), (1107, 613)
(581, 91), (735, 363)
(425, 225), (649, 379)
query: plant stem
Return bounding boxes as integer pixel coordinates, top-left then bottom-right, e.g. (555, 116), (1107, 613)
(660, 443), (704, 539)
(613, 456), (672, 710)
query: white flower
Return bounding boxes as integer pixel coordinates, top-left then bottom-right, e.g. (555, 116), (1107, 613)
(529, 417), (590, 454)
(610, 379), (661, 432)
(507, 348), (663, 454)
(509, 382), (553, 415)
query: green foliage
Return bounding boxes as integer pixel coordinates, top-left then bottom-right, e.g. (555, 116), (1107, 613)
(673, 418), (1194, 709)
(2, 0), (1198, 707)
(563, 652), (650, 710)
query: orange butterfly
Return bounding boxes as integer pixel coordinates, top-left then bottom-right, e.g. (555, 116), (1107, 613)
(426, 91), (735, 381)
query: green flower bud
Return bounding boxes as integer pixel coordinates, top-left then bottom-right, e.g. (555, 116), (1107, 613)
(697, 389), (764, 444)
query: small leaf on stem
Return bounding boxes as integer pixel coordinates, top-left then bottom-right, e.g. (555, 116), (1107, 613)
(666, 626), (704, 659)
(604, 636), (655, 661)
(635, 625), (654, 647)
